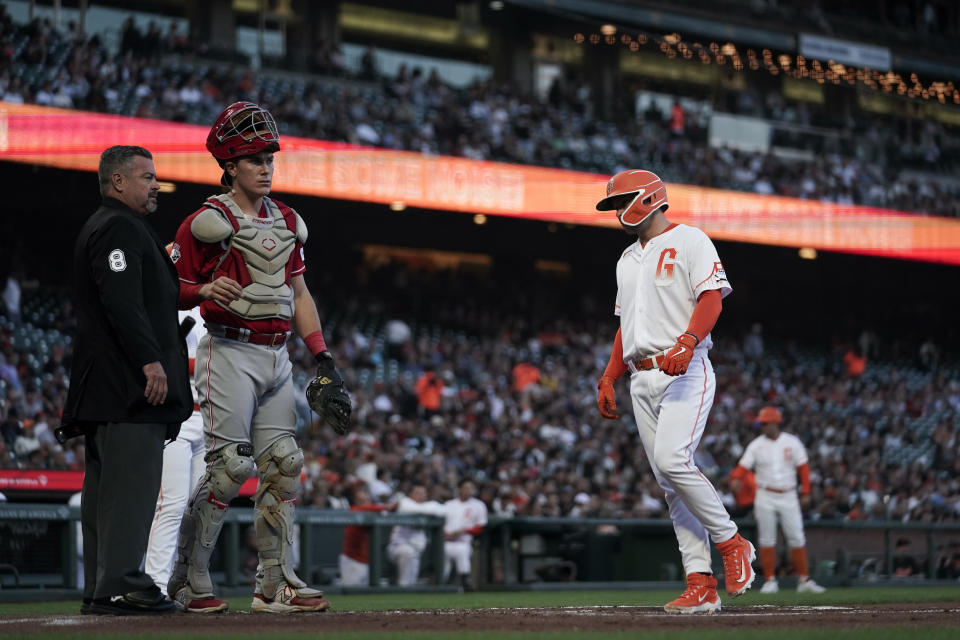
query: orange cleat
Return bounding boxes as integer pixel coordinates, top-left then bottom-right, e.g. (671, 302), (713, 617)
(664, 573), (721, 614)
(716, 533), (757, 597)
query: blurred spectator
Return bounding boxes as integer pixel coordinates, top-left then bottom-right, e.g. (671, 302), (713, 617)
(843, 346), (866, 377)
(1, 406), (22, 447)
(415, 368), (443, 416)
(743, 323), (764, 360)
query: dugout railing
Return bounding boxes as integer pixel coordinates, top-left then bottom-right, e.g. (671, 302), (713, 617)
(2, 505), (960, 595)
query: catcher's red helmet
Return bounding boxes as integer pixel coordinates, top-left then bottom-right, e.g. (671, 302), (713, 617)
(206, 101), (280, 161)
(596, 169), (668, 227)
(756, 407), (783, 423)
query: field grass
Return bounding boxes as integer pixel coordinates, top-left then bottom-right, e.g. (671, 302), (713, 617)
(1, 587), (958, 639)
(2, 585), (959, 615)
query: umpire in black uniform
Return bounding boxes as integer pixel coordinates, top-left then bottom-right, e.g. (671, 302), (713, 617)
(61, 145), (192, 615)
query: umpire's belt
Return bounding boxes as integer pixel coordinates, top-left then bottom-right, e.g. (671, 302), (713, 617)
(626, 353), (666, 373)
(759, 486), (795, 494)
(206, 323), (289, 347)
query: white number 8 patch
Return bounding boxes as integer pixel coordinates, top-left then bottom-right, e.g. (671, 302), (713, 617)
(108, 249), (127, 272)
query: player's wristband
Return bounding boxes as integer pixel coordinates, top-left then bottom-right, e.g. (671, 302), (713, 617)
(682, 331), (700, 345)
(304, 330), (328, 357)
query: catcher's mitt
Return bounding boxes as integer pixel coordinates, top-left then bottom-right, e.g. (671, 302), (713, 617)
(306, 351), (352, 434)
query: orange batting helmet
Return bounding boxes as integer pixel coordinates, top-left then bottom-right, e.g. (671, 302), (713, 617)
(756, 407), (783, 423)
(596, 169), (669, 227)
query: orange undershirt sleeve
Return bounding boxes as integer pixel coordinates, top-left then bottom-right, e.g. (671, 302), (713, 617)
(684, 289), (722, 344)
(798, 462), (811, 495)
(602, 327), (628, 381)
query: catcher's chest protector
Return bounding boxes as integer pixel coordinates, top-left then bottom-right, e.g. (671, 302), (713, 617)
(196, 193), (299, 321)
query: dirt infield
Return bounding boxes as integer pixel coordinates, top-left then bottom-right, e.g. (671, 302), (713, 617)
(2, 603), (959, 634)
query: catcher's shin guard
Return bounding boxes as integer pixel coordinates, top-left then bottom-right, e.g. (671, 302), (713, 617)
(254, 436), (320, 598)
(169, 443), (255, 597)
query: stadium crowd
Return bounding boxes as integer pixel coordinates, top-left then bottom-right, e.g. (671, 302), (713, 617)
(2, 264), (959, 528)
(2, 5), (960, 217)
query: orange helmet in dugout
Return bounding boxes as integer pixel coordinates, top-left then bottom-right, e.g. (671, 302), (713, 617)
(756, 406), (783, 423)
(596, 169), (669, 227)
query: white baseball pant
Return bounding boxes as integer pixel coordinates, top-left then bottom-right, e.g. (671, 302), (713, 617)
(144, 411), (206, 594)
(754, 488), (806, 548)
(387, 540), (423, 586)
(444, 540), (472, 579)
(630, 353), (738, 575)
(339, 554), (369, 586)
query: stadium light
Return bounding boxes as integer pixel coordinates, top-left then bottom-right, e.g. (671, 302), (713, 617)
(390, 201), (407, 212)
(799, 248), (818, 260)
(157, 181), (176, 193)
(489, 1), (504, 10)
(473, 214), (487, 225)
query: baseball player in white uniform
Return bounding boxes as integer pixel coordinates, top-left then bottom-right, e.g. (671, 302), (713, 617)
(733, 406), (825, 594)
(443, 479), (488, 592)
(387, 485), (447, 586)
(144, 305), (208, 596)
(595, 169), (756, 614)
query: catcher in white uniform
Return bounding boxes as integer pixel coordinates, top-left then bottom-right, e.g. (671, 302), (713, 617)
(144, 306), (208, 596)
(732, 406), (825, 594)
(596, 170), (756, 614)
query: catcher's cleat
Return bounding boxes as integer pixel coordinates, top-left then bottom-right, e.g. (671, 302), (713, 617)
(251, 582), (331, 613)
(716, 533), (757, 597)
(171, 584), (229, 613)
(664, 573), (721, 614)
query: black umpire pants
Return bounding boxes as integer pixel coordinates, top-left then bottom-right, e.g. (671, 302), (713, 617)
(81, 421), (167, 600)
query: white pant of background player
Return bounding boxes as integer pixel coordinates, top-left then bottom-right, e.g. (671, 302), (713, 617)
(338, 554), (370, 587)
(629, 353), (737, 574)
(755, 487), (805, 550)
(144, 411), (206, 594)
(755, 487), (824, 593)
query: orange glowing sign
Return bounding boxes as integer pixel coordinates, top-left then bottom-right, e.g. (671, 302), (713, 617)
(2, 102), (959, 264)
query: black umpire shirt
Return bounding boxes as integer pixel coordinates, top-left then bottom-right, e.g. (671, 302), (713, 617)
(62, 196), (191, 435)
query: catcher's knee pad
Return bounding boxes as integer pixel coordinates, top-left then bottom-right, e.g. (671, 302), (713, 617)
(177, 442), (255, 596)
(254, 436), (309, 595)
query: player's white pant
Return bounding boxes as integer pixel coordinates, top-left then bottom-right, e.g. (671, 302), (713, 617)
(754, 488), (805, 548)
(387, 540), (422, 586)
(339, 554), (369, 586)
(444, 540), (472, 579)
(144, 411), (206, 595)
(630, 353), (738, 575)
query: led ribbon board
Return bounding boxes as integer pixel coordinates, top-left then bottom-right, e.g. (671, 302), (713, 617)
(2, 102), (959, 264)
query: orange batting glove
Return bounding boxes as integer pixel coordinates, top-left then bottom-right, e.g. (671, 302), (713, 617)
(661, 332), (698, 376)
(597, 376), (619, 419)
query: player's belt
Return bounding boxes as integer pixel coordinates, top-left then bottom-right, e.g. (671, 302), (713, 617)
(626, 353), (666, 373)
(759, 486), (795, 494)
(206, 323), (290, 347)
